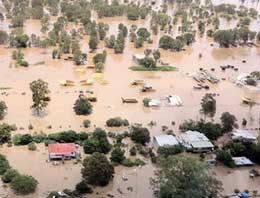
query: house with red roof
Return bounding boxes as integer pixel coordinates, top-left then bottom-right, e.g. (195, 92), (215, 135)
(48, 143), (77, 160)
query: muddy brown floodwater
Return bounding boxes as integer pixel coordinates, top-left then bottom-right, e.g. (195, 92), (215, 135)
(0, 0), (260, 197)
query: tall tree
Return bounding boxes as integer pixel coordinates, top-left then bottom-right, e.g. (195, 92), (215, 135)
(151, 156), (223, 198)
(200, 93), (216, 119)
(0, 101), (7, 119)
(30, 79), (50, 115)
(82, 152), (114, 186)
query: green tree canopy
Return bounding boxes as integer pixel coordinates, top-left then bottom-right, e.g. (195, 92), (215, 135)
(82, 152), (114, 186)
(151, 156), (223, 198)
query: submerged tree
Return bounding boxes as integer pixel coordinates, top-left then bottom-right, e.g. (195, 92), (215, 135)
(0, 101), (7, 119)
(151, 156), (223, 198)
(30, 79), (50, 115)
(82, 152), (114, 186)
(200, 93), (216, 119)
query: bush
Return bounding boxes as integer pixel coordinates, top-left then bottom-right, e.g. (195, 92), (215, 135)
(157, 145), (184, 157)
(0, 154), (10, 175)
(216, 149), (235, 168)
(110, 147), (125, 164)
(13, 134), (33, 145)
(143, 98), (151, 107)
(83, 120), (91, 128)
(130, 146), (137, 156)
(0, 101), (7, 119)
(78, 131), (88, 141)
(28, 142), (37, 151)
(0, 123), (12, 144)
(74, 98), (92, 115)
(75, 180), (93, 194)
(2, 169), (20, 183)
(10, 175), (38, 194)
(122, 158), (146, 167)
(106, 117), (129, 127)
(130, 125), (150, 145)
(83, 128), (111, 154)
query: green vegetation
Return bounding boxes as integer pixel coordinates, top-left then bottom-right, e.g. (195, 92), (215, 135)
(0, 123), (14, 144)
(2, 169), (19, 183)
(151, 156), (223, 198)
(10, 175), (38, 194)
(220, 112), (237, 133)
(82, 152), (114, 186)
(122, 158), (146, 167)
(179, 119), (222, 141)
(216, 149), (235, 168)
(0, 101), (7, 119)
(30, 79), (50, 115)
(110, 146), (125, 164)
(130, 66), (177, 71)
(200, 93), (216, 119)
(157, 145), (184, 157)
(73, 97), (93, 115)
(83, 128), (111, 154)
(106, 117), (129, 127)
(130, 125), (150, 145)
(0, 154), (10, 175)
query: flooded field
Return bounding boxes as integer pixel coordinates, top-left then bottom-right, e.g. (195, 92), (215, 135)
(0, 0), (260, 197)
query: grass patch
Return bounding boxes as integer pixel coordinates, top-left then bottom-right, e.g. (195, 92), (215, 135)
(0, 87), (12, 90)
(33, 61), (45, 66)
(129, 66), (178, 71)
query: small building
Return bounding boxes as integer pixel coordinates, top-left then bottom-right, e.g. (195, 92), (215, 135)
(48, 143), (78, 160)
(231, 129), (256, 143)
(232, 157), (254, 166)
(179, 131), (214, 153)
(132, 54), (145, 64)
(153, 135), (179, 148)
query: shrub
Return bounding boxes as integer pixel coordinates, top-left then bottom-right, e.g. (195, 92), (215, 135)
(130, 125), (150, 145)
(83, 128), (111, 154)
(75, 180), (93, 194)
(13, 134), (33, 145)
(0, 154), (10, 175)
(216, 149), (235, 168)
(0, 123), (12, 144)
(0, 101), (7, 119)
(122, 158), (146, 167)
(130, 146), (137, 156)
(74, 98), (92, 115)
(28, 142), (37, 151)
(106, 117), (129, 127)
(157, 145), (184, 157)
(2, 169), (20, 183)
(83, 120), (91, 128)
(110, 147), (125, 164)
(10, 175), (38, 194)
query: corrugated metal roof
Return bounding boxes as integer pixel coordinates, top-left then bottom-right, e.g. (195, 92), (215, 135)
(180, 131), (214, 149)
(48, 143), (75, 155)
(153, 135), (179, 147)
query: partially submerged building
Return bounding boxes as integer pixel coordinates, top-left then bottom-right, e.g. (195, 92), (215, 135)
(179, 131), (214, 152)
(48, 143), (79, 160)
(231, 129), (256, 143)
(232, 157), (254, 166)
(153, 135), (179, 148)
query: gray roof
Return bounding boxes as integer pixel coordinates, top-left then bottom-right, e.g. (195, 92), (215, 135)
(180, 131), (214, 149)
(153, 135), (179, 147)
(232, 157), (253, 166)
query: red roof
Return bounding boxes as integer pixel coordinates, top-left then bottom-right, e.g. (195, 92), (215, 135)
(48, 143), (75, 155)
